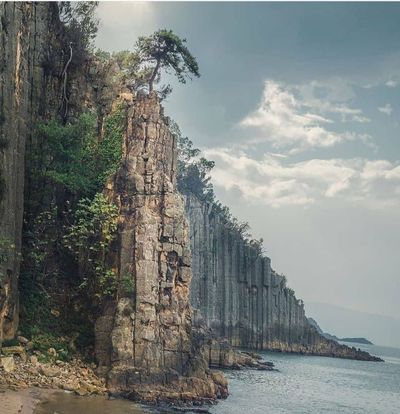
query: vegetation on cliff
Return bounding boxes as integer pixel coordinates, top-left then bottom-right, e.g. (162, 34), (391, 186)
(174, 122), (265, 255)
(15, 2), (203, 361)
(20, 106), (125, 357)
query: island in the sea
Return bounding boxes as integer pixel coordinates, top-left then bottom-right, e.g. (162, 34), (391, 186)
(308, 318), (373, 345)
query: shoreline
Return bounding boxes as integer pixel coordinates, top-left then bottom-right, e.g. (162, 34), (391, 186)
(0, 387), (59, 414)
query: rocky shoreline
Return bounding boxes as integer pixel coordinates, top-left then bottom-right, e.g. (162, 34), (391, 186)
(0, 352), (107, 396)
(0, 335), (278, 411)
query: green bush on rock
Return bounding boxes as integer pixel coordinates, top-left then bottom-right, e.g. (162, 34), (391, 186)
(63, 193), (119, 301)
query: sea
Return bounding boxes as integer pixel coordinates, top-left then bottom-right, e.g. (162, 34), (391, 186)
(34, 343), (400, 414)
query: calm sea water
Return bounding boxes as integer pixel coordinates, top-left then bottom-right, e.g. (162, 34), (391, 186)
(211, 343), (400, 414)
(34, 343), (400, 414)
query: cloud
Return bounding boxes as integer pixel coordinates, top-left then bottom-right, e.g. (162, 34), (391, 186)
(240, 80), (371, 153)
(378, 103), (393, 115)
(386, 80), (398, 88)
(293, 79), (371, 123)
(204, 148), (400, 208)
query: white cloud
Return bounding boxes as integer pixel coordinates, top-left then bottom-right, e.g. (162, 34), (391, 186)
(204, 148), (400, 208)
(240, 80), (371, 153)
(294, 79), (370, 123)
(378, 104), (393, 115)
(386, 80), (398, 88)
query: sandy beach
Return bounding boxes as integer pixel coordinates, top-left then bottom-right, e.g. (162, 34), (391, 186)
(0, 388), (50, 414)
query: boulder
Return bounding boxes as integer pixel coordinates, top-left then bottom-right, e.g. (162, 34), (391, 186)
(0, 356), (15, 372)
(17, 336), (29, 345)
(39, 365), (61, 377)
(29, 355), (38, 366)
(1, 345), (25, 356)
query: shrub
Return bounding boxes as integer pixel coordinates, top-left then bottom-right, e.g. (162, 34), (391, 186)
(63, 193), (119, 301)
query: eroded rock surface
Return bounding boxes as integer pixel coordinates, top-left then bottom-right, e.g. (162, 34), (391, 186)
(95, 93), (228, 403)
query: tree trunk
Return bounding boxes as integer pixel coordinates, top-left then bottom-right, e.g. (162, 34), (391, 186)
(149, 59), (161, 93)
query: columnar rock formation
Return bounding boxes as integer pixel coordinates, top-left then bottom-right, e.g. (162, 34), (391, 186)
(0, 1), (379, 376)
(95, 93), (228, 402)
(185, 195), (381, 361)
(0, 2), (62, 341)
(0, 1), (120, 342)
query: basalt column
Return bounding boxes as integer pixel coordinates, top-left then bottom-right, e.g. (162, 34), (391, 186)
(0, 2), (62, 341)
(185, 194), (381, 361)
(96, 93), (228, 401)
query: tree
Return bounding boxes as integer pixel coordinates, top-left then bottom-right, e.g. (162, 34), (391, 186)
(134, 29), (200, 93)
(59, 1), (99, 52)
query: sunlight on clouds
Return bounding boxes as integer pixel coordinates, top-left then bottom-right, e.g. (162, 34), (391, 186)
(240, 80), (371, 153)
(204, 148), (400, 208)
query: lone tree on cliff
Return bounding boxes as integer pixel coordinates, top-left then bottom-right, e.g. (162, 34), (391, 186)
(134, 29), (200, 94)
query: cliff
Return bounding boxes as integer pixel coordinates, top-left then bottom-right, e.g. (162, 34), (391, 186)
(94, 92), (228, 402)
(0, 3), (228, 402)
(0, 2), (63, 341)
(0, 3), (380, 402)
(0, 1), (121, 343)
(185, 194), (380, 361)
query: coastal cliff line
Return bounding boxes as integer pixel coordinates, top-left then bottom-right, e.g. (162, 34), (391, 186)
(0, 0), (381, 405)
(185, 194), (380, 361)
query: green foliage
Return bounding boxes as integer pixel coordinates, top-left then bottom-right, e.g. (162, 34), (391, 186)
(29, 333), (72, 362)
(24, 205), (60, 280)
(1, 338), (19, 347)
(134, 29), (200, 94)
(63, 193), (119, 301)
(98, 106), (125, 185)
(249, 237), (265, 256)
(174, 121), (267, 257)
(20, 108), (124, 350)
(174, 122), (215, 203)
(112, 50), (153, 92)
(59, 1), (99, 53)
(35, 113), (98, 195)
(120, 273), (135, 296)
(19, 205), (69, 341)
(33, 108), (124, 199)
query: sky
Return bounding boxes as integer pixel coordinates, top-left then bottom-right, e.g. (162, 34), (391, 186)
(96, 2), (400, 324)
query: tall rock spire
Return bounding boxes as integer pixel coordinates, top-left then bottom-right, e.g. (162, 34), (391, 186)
(95, 92), (228, 402)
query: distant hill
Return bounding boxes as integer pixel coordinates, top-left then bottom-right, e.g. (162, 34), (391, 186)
(306, 302), (400, 348)
(308, 317), (373, 345)
(341, 337), (373, 345)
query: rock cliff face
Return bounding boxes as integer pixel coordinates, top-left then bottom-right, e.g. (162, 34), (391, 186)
(0, 0), (379, 381)
(0, 2), (62, 341)
(95, 93), (228, 402)
(0, 2), (120, 342)
(185, 195), (381, 361)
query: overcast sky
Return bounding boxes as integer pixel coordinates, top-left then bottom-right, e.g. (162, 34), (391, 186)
(96, 2), (400, 321)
